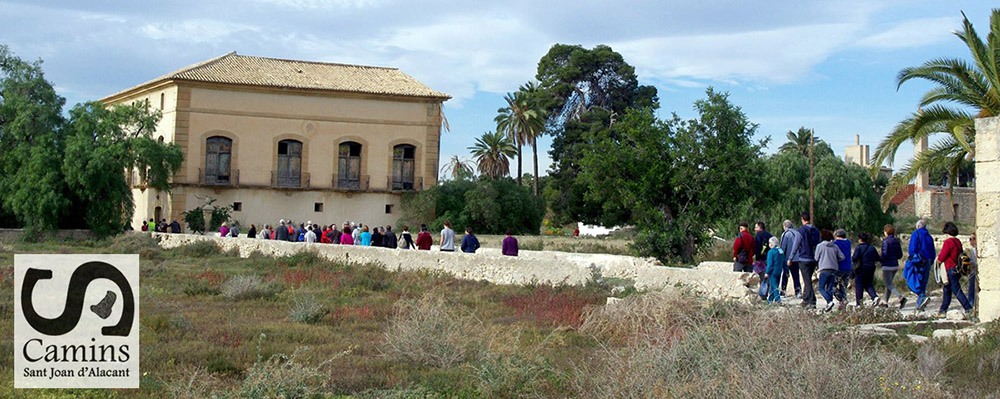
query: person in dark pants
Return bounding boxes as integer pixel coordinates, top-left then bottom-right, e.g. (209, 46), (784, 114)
(852, 232), (881, 307)
(779, 220), (802, 297)
(732, 222), (756, 273)
(880, 224), (905, 308)
(937, 222), (973, 317)
(795, 212), (820, 308)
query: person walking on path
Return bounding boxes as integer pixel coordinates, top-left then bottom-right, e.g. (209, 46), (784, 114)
(852, 232), (881, 307)
(461, 227), (481, 253)
(304, 225), (317, 243)
(383, 225), (398, 249)
(795, 212), (821, 308)
(440, 221), (456, 252)
(753, 222), (773, 294)
(732, 222), (756, 273)
(360, 226), (372, 246)
(779, 220), (802, 297)
(909, 219), (936, 310)
(765, 236), (785, 304)
(339, 226), (354, 245)
(416, 224), (433, 250)
(880, 224), (906, 308)
(276, 220), (289, 241)
(936, 222), (973, 317)
(833, 229), (853, 303)
(352, 223), (362, 245)
(815, 229), (845, 312)
(399, 226), (415, 249)
(502, 231), (519, 256)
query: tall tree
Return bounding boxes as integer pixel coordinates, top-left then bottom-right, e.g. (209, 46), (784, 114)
(440, 155), (474, 181)
(535, 44), (658, 225)
(495, 90), (545, 190)
(871, 9), (1000, 207)
(778, 127), (833, 158)
(62, 101), (183, 236)
(468, 131), (516, 180)
(580, 88), (763, 263)
(0, 45), (69, 232)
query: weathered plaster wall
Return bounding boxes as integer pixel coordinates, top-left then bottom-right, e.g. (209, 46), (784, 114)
(975, 116), (1000, 322)
(151, 233), (755, 300)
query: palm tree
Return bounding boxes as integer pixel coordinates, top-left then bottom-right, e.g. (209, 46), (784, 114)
(518, 81), (549, 196)
(440, 155), (473, 180)
(778, 127), (827, 157)
(871, 9), (1000, 208)
(495, 85), (547, 194)
(468, 131), (516, 180)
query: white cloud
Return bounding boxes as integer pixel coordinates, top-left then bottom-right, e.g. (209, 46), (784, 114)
(855, 17), (960, 49)
(251, 0), (384, 9)
(139, 20), (260, 43)
(611, 22), (863, 85)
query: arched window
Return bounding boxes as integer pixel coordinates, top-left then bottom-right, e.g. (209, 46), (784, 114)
(205, 136), (232, 184)
(338, 141), (362, 189)
(276, 139), (303, 187)
(392, 144), (416, 190)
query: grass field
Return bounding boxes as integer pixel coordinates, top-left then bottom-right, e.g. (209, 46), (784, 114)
(1, 234), (998, 398)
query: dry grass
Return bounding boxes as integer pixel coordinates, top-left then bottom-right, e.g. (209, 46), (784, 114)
(381, 292), (485, 369)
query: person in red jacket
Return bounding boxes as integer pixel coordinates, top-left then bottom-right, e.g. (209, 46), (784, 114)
(415, 224), (433, 250)
(936, 222), (972, 316)
(732, 222), (756, 272)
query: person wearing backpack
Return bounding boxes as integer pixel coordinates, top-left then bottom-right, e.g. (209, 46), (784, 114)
(779, 220), (803, 297)
(880, 224), (906, 308)
(852, 232), (881, 307)
(732, 222), (756, 273)
(936, 222), (973, 317)
(795, 212), (821, 309)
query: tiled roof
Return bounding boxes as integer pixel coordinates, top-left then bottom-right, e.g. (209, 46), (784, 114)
(889, 184), (916, 206)
(104, 52), (450, 100)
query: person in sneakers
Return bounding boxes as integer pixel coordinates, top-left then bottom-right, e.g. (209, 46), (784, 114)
(833, 229), (853, 303)
(909, 219), (936, 310)
(796, 212), (821, 308)
(779, 220), (802, 297)
(880, 224), (906, 308)
(936, 222), (973, 317)
(764, 236), (785, 304)
(815, 229), (845, 312)
(852, 232), (880, 307)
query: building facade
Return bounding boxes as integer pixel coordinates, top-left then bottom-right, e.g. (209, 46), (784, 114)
(102, 52), (450, 230)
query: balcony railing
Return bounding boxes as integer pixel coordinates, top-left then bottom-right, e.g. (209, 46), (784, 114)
(335, 175), (369, 191)
(198, 168), (239, 186)
(388, 176), (422, 191)
(272, 171), (310, 189)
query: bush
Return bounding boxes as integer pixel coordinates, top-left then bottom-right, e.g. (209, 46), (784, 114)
(177, 240), (221, 258)
(287, 293), (327, 324)
(183, 279), (221, 296)
(381, 293), (484, 368)
(399, 178), (544, 235)
(474, 353), (560, 399)
(220, 275), (282, 301)
(107, 233), (160, 254)
(237, 347), (326, 399)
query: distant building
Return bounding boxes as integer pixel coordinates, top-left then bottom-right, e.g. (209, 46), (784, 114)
(880, 136), (975, 224)
(102, 52), (450, 230)
(844, 134), (871, 167)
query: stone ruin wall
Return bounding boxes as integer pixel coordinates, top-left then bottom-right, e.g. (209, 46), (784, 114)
(975, 117), (1000, 322)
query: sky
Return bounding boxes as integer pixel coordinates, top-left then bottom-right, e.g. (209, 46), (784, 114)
(1, 0), (993, 178)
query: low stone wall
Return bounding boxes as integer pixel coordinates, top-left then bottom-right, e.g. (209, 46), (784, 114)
(151, 233), (756, 301)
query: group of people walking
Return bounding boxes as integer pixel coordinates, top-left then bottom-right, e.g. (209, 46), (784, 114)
(735, 213), (978, 317)
(217, 219), (521, 256)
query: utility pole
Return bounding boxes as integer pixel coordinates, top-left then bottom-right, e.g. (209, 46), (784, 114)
(809, 129), (815, 222)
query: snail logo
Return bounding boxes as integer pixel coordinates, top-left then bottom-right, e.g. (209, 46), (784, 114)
(14, 255), (140, 389)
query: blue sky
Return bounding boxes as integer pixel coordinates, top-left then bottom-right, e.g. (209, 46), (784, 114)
(1, 0), (993, 177)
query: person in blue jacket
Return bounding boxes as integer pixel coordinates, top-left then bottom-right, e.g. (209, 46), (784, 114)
(765, 236), (785, 304)
(909, 219), (937, 310)
(833, 229), (853, 303)
(460, 227), (481, 253)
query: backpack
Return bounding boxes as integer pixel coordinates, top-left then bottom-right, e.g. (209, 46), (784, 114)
(957, 251), (972, 276)
(736, 248), (750, 265)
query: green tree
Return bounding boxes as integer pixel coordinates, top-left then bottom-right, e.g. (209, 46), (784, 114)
(468, 131), (516, 180)
(495, 88), (545, 191)
(871, 9), (1000, 207)
(535, 44), (659, 225)
(778, 127), (834, 158)
(580, 89), (763, 263)
(0, 45), (69, 232)
(62, 101), (183, 236)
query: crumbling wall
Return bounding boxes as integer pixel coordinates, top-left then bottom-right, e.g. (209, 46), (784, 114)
(975, 116), (1000, 322)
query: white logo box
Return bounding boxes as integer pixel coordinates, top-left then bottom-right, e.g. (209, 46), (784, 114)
(14, 254), (140, 389)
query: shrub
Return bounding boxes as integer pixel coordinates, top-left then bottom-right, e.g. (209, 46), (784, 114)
(474, 353), (560, 399)
(177, 240), (220, 258)
(183, 279), (220, 296)
(287, 293), (327, 324)
(107, 233), (160, 254)
(381, 293), (484, 368)
(237, 349), (325, 399)
(220, 275), (282, 301)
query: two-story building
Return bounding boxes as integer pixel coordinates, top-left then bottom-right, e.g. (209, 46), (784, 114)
(101, 52), (449, 230)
